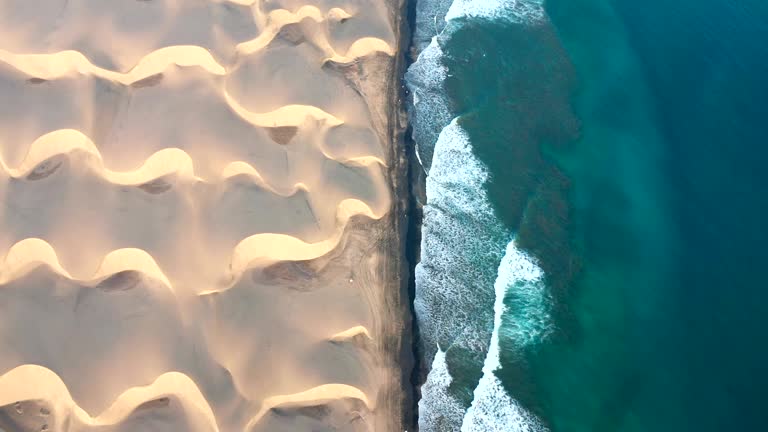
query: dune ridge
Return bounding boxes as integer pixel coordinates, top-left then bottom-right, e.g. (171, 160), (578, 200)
(0, 5), (394, 78)
(244, 384), (372, 430)
(330, 326), (374, 342)
(0, 232), (381, 430)
(226, 199), (379, 272)
(0, 128), (385, 187)
(0, 366), (219, 432)
(0, 53), (343, 130)
(0, 195), (385, 291)
(0, 238), (171, 290)
(0, 366), (377, 432)
(0, 128), (391, 282)
(0, 60), (388, 174)
(0, 46), (226, 83)
(237, 6), (393, 63)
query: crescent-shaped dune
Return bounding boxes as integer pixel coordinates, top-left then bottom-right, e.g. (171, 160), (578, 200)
(0, 238), (171, 290)
(0, 60), (385, 180)
(226, 199), (379, 280)
(245, 384), (372, 430)
(0, 0), (259, 72)
(0, 129), (197, 183)
(0, 46), (226, 84)
(0, 129), (390, 288)
(330, 326), (374, 342)
(1, 128), (385, 185)
(0, 0), (409, 431)
(324, 37), (396, 64)
(0, 366), (219, 432)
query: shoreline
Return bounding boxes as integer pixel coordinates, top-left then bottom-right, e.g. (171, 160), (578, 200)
(384, 0), (419, 429)
(399, 0), (429, 428)
(404, 0), (430, 396)
(386, 0), (425, 429)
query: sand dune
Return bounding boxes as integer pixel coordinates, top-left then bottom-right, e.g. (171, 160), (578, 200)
(0, 0), (408, 430)
(0, 46), (227, 83)
(0, 219), (400, 431)
(0, 0), (259, 72)
(0, 1), (394, 75)
(0, 367), (219, 432)
(0, 238), (171, 288)
(0, 129), (390, 288)
(0, 60), (386, 181)
(245, 384), (371, 430)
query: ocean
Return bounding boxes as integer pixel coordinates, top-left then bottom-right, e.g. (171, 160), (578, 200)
(406, 0), (768, 430)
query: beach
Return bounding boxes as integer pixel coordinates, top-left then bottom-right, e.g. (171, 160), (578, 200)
(0, 1), (413, 431)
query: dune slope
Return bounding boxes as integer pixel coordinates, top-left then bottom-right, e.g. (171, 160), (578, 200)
(0, 0), (409, 431)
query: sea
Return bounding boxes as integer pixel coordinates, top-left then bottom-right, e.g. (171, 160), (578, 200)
(405, 0), (768, 430)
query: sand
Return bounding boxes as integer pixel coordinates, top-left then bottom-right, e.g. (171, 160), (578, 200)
(0, 0), (412, 431)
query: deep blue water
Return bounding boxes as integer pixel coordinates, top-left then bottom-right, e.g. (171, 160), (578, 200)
(407, 0), (768, 430)
(604, 0), (768, 429)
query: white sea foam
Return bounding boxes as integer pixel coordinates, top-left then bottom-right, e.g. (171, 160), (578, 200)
(415, 121), (551, 432)
(461, 373), (547, 432)
(412, 0), (456, 52)
(445, 0), (545, 24)
(405, 36), (453, 172)
(481, 241), (545, 372)
(408, 0), (555, 429)
(500, 241), (554, 353)
(414, 119), (501, 432)
(411, 37), (447, 108)
(419, 348), (466, 432)
(460, 240), (550, 431)
(414, 118), (502, 360)
(425, 120), (490, 216)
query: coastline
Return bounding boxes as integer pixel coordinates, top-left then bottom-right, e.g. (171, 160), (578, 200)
(0, 1), (420, 431)
(400, 0), (430, 428)
(383, 0), (420, 429)
(388, 0), (429, 428)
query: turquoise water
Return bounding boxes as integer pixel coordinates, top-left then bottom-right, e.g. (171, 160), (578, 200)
(407, 0), (768, 430)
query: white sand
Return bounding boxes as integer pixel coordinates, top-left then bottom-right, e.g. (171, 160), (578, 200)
(0, 0), (407, 430)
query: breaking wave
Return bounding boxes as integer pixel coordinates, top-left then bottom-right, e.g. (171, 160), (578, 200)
(407, 0), (554, 430)
(460, 241), (550, 432)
